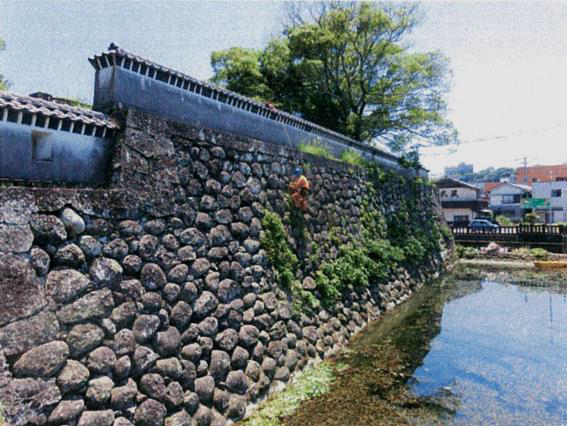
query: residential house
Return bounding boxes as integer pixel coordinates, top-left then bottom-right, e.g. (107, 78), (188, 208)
(489, 183), (532, 221)
(482, 182), (504, 201)
(532, 181), (567, 223)
(436, 177), (488, 226)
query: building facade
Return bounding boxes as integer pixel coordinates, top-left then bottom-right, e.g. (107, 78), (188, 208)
(0, 92), (117, 185)
(532, 181), (567, 223)
(436, 177), (488, 226)
(515, 164), (567, 185)
(489, 183), (531, 221)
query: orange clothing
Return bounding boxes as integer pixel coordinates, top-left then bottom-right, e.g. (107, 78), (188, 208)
(289, 175), (310, 211)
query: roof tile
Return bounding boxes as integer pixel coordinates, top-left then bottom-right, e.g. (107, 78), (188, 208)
(0, 91), (119, 130)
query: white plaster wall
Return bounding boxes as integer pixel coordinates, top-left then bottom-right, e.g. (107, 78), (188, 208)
(439, 187), (478, 201)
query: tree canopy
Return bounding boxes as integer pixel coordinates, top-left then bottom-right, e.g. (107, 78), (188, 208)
(0, 38), (9, 91)
(451, 167), (515, 183)
(211, 2), (458, 152)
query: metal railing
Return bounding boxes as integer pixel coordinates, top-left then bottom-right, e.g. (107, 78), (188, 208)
(451, 224), (567, 253)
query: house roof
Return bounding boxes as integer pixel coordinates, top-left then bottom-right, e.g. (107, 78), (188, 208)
(492, 182), (532, 193)
(435, 177), (480, 191)
(0, 91), (119, 136)
(483, 182), (504, 193)
(88, 43), (402, 163)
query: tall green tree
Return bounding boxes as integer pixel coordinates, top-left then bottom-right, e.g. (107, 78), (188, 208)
(211, 2), (458, 152)
(0, 38), (9, 91)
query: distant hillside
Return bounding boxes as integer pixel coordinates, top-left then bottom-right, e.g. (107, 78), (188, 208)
(450, 167), (515, 183)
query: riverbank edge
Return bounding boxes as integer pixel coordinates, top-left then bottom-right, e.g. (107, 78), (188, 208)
(238, 261), (459, 425)
(459, 259), (535, 268)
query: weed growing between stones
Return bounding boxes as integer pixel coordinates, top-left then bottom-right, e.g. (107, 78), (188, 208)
(261, 211), (298, 291)
(340, 149), (365, 166)
(297, 140), (336, 160)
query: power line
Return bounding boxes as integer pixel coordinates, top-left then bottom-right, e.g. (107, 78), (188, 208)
(419, 122), (567, 157)
(457, 122), (567, 145)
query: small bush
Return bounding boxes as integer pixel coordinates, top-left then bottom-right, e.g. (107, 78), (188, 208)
(340, 149), (365, 166)
(456, 245), (479, 259)
(523, 212), (539, 224)
(495, 215), (514, 226)
(530, 248), (550, 260)
(510, 247), (550, 260)
(511, 247), (531, 259)
(261, 211), (298, 290)
(298, 140), (335, 160)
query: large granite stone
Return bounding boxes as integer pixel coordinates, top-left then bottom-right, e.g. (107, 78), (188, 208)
(46, 269), (90, 304)
(0, 254), (45, 326)
(0, 309), (59, 356)
(67, 323), (105, 356)
(77, 410), (115, 426)
(133, 398), (166, 426)
(57, 360), (90, 394)
(13, 341), (69, 378)
(0, 223), (33, 253)
(57, 289), (114, 324)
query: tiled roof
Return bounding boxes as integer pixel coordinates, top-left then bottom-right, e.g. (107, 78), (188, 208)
(483, 182), (504, 193)
(436, 177), (480, 191)
(0, 91), (119, 137)
(89, 43), (401, 163)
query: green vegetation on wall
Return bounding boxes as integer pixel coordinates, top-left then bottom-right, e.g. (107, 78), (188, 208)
(298, 140), (335, 160)
(261, 163), (452, 310)
(261, 211), (320, 311)
(340, 149), (365, 167)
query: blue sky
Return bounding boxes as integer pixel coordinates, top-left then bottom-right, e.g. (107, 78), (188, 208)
(1, 0), (566, 176)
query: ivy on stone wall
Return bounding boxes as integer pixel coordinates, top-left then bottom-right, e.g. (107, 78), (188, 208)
(260, 162), (453, 310)
(261, 211), (320, 311)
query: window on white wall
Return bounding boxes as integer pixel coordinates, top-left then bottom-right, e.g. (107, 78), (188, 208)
(551, 189), (562, 198)
(32, 131), (53, 162)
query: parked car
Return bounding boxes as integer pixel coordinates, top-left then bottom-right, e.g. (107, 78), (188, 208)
(469, 219), (499, 232)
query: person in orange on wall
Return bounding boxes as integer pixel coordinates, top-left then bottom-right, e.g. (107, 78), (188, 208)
(289, 167), (310, 211)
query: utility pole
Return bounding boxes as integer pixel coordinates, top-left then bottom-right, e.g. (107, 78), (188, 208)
(523, 157), (528, 184)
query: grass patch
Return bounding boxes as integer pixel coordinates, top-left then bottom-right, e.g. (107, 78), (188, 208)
(298, 140), (335, 160)
(239, 362), (344, 426)
(456, 244), (552, 261)
(511, 247), (550, 260)
(340, 149), (365, 166)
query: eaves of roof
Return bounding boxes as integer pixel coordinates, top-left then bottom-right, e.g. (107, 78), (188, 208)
(0, 91), (119, 136)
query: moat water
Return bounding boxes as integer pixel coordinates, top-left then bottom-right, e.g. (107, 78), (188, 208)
(411, 272), (567, 425)
(284, 267), (567, 426)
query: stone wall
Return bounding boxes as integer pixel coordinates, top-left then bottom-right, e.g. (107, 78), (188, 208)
(0, 109), (452, 426)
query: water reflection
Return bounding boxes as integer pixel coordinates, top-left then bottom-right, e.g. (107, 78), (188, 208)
(283, 269), (567, 426)
(413, 275), (567, 425)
